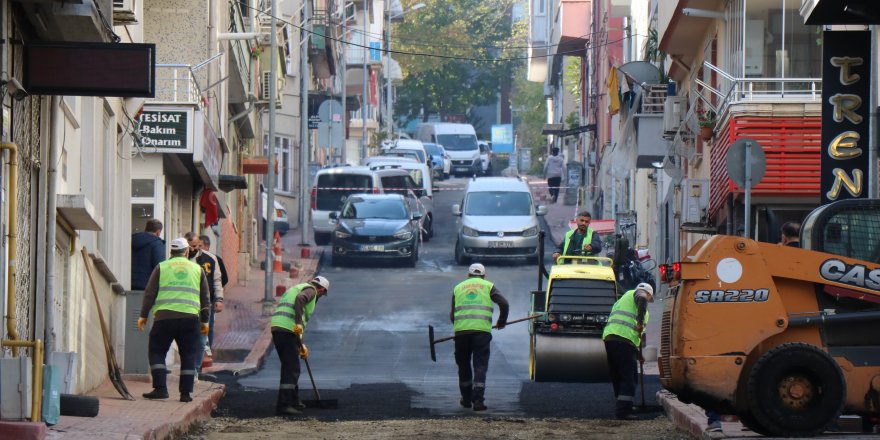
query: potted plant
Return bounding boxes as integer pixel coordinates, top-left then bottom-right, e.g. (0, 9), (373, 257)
(698, 110), (717, 141)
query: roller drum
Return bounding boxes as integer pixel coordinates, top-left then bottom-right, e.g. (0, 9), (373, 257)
(531, 333), (611, 383)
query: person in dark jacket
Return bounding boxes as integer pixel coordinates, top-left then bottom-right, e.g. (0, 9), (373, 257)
(131, 219), (165, 290)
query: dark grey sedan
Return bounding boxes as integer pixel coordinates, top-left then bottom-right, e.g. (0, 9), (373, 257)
(330, 194), (422, 267)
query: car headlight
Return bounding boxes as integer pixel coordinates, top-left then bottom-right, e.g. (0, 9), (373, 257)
(335, 230), (351, 239)
(523, 226), (539, 237)
(462, 226), (479, 237)
(394, 230), (413, 240)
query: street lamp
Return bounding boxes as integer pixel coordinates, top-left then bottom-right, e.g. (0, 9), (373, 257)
(385, 2), (425, 138)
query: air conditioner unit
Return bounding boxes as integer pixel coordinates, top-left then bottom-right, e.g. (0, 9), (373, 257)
(113, 0), (138, 25)
(258, 71), (283, 109)
(663, 96), (685, 134)
(681, 178), (709, 224)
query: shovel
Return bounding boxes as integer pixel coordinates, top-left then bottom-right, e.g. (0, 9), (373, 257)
(428, 314), (544, 362)
(300, 336), (338, 409)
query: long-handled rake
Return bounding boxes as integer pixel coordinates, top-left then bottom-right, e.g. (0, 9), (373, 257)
(428, 314), (544, 362)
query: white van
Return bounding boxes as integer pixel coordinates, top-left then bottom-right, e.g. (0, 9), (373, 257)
(415, 123), (480, 176)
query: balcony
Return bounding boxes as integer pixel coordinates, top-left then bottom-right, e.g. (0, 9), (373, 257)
(658, 0), (724, 79)
(227, 1), (255, 106)
(16, 0), (115, 43)
(548, 0), (591, 84)
(527, 4), (548, 82)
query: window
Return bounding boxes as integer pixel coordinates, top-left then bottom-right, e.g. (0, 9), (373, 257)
(264, 134), (292, 192)
(131, 177), (163, 233)
(726, 0), (821, 93)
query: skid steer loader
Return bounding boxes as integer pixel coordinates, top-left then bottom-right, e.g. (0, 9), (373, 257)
(659, 199), (880, 436)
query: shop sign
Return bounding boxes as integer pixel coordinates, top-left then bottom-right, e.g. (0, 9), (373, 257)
(821, 31), (871, 204)
(139, 106), (193, 153)
(194, 111), (222, 191)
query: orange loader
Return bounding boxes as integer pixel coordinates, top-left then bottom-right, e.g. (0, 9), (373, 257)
(659, 199), (880, 436)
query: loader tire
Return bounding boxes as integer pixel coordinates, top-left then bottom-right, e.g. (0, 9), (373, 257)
(60, 394), (99, 417)
(746, 343), (845, 437)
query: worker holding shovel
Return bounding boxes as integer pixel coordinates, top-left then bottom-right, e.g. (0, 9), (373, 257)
(270, 276), (330, 416)
(450, 263), (509, 411)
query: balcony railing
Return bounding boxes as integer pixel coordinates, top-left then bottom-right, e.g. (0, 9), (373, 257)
(228, 0), (254, 91)
(153, 53), (223, 107)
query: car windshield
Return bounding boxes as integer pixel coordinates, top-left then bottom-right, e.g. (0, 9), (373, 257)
(316, 174), (373, 211)
(437, 134), (478, 151)
(341, 198), (408, 220)
(382, 150), (422, 162)
(423, 143), (442, 155)
(464, 191), (532, 216)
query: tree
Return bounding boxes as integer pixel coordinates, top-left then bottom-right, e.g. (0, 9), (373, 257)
(394, 0), (517, 123)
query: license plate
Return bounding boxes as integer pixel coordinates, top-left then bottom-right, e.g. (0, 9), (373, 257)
(488, 241), (512, 248)
(362, 245), (385, 252)
(455, 167), (469, 172)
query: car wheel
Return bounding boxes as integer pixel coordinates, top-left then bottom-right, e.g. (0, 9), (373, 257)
(454, 240), (469, 265)
(425, 215), (434, 239)
(526, 254), (539, 265)
(745, 343), (845, 437)
(408, 248), (418, 267)
(314, 232), (331, 246)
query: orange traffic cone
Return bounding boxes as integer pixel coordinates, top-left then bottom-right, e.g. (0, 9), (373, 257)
(273, 231), (284, 273)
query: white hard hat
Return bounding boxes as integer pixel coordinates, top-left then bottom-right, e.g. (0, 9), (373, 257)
(311, 276), (330, 291)
(636, 282), (654, 300)
(170, 237), (189, 251)
(468, 263), (486, 276)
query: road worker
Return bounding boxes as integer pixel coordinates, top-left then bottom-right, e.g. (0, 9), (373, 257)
(271, 276), (330, 415)
(552, 211), (602, 263)
(451, 263), (509, 411)
(602, 282), (653, 419)
(137, 237), (211, 403)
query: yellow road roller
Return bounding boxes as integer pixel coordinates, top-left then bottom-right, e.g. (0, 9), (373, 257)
(529, 254), (619, 382)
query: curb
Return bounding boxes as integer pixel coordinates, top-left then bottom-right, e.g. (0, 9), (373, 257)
(143, 384), (226, 440)
(657, 390), (714, 440)
(0, 421), (45, 440)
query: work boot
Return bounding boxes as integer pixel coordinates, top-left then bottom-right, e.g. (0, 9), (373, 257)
(459, 384), (473, 408)
(143, 387), (169, 399)
(472, 400), (487, 411)
(615, 399), (636, 420)
(276, 406), (303, 416)
(180, 392), (193, 403)
(459, 398), (472, 408)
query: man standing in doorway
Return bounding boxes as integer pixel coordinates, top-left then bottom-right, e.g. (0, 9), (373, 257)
(137, 237), (210, 402)
(131, 219), (165, 290)
(451, 263), (509, 411)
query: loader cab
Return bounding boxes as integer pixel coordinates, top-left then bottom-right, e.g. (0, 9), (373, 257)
(801, 198), (880, 263)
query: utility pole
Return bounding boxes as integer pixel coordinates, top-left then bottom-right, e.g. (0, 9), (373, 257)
(263, 0), (279, 313)
(361, 3), (369, 160)
(299, 1), (311, 245)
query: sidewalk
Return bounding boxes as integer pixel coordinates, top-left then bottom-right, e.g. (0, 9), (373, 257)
(35, 226), (323, 440)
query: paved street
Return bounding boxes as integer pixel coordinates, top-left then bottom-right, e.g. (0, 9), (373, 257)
(208, 176), (667, 426)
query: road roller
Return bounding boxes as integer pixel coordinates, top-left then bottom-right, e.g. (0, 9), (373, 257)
(529, 254), (619, 382)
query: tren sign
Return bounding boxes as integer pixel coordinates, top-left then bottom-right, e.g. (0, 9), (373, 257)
(820, 31), (871, 204)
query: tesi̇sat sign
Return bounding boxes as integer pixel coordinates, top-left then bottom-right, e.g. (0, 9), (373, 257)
(821, 31), (871, 204)
(137, 106), (194, 153)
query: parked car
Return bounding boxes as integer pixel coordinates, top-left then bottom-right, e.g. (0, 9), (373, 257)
(478, 140), (493, 175)
(452, 177), (547, 264)
(423, 142), (450, 180)
(330, 194), (422, 267)
(368, 161), (434, 241)
(262, 191), (290, 236)
(312, 166), (429, 245)
(380, 139), (432, 169)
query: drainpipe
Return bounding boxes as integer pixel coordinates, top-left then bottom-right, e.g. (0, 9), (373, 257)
(44, 97), (60, 363)
(1, 142), (19, 355)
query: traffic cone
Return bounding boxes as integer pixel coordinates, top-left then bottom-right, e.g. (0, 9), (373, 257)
(273, 231), (284, 273)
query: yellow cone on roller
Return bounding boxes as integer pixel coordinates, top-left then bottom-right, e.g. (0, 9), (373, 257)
(528, 256), (618, 383)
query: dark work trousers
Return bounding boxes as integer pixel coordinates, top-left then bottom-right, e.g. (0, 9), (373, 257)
(272, 330), (303, 408)
(148, 317), (201, 393)
(547, 176), (562, 202)
(604, 339), (639, 417)
(454, 332), (492, 403)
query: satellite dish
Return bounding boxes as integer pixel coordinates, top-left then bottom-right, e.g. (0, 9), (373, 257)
(618, 61), (662, 87)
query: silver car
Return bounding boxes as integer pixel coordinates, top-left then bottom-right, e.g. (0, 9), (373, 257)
(452, 177), (547, 264)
